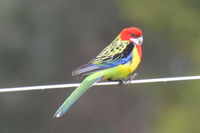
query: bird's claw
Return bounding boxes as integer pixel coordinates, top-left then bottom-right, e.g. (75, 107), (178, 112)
(109, 73), (137, 85)
(122, 73), (138, 85)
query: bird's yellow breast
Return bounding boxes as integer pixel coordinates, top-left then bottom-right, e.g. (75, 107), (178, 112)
(102, 46), (141, 80)
(130, 46), (141, 73)
(117, 46), (141, 76)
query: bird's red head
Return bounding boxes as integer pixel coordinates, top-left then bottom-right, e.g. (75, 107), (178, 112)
(120, 27), (143, 45)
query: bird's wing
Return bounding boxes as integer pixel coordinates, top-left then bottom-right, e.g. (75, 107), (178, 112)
(72, 36), (134, 76)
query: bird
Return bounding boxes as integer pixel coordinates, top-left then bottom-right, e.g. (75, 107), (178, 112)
(53, 27), (143, 117)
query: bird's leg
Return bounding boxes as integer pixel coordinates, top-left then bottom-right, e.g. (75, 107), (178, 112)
(124, 73), (137, 84)
(107, 73), (137, 85)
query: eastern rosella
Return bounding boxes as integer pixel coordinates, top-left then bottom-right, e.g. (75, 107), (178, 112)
(54, 27), (143, 117)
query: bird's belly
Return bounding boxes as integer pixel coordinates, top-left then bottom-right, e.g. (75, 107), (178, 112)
(103, 51), (141, 80)
(99, 47), (141, 80)
(102, 63), (133, 80)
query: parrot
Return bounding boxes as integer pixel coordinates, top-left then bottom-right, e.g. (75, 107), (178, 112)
(53, 27), (143, 117)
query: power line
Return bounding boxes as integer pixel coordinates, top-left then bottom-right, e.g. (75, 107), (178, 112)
(0, 76), (200, 93)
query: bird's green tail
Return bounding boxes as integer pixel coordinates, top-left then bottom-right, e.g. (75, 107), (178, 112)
(53, 74), (103, 117)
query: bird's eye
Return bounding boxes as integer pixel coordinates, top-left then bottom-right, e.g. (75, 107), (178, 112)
(131, 33), (136, 37)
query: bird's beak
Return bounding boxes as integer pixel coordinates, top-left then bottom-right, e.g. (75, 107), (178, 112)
(130, 35), (143, 45)
(138, 36), (143, 45)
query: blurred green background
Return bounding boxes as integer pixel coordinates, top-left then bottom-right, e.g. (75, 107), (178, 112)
(0, 0), (199, 133)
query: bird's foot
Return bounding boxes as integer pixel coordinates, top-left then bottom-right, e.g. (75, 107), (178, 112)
(107, 73), (137, 85)
(123, 73), (137, 84)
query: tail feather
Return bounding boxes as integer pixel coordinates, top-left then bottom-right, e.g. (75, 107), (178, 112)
(53, 74), (103, 117)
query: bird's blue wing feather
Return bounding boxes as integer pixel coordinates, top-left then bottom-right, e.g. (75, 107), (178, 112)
(97, 51), (133, 68)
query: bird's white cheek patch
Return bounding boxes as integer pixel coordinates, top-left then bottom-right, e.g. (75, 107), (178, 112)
(130, 38), (139, 45)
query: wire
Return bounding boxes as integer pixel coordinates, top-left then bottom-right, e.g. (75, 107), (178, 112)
(0, 76), (200, 93)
